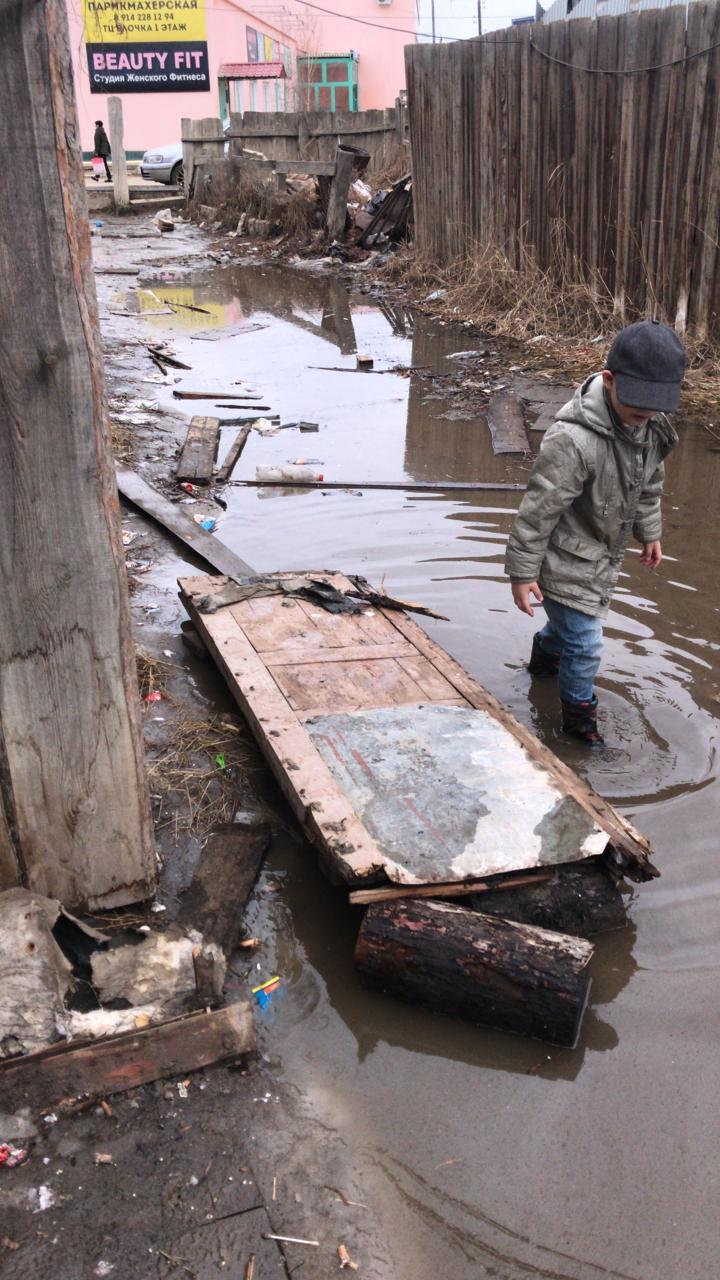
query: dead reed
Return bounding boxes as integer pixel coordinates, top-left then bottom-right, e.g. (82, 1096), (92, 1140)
(384, 241), (720, 411)
(146, 713), (252, 836)
(191, 164), (318, 238)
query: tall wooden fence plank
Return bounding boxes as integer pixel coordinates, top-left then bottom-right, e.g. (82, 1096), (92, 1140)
(405, 3), (720, 335)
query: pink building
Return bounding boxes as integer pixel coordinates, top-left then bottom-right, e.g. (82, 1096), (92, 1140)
(68, 0), (416, 156)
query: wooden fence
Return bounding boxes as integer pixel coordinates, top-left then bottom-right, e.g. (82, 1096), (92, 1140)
(182, 104), (407, 187)
(405, 3), (720, 334)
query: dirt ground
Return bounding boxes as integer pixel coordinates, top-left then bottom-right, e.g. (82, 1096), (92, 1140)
(3, 209), (719, 1280)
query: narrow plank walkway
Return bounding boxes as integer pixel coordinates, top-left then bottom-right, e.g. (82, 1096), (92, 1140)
(179, 571), (656, 891)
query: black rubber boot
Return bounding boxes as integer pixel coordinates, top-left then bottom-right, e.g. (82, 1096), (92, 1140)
(528, 633), (560, 678)
(561, 695), (605, 749)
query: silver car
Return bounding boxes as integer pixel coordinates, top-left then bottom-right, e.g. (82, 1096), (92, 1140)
(140, 143), (183, 187)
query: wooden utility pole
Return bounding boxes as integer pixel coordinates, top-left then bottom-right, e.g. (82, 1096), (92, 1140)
(0, 0), (156, 909)
(107, 95), (130, 211)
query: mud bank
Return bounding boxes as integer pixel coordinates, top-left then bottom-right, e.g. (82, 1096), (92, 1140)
(4, 214), (717, 1280)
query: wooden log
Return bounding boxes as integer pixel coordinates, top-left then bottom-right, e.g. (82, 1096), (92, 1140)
(216, 425), (252, 483)
(468, 861), (626, 937)
(327, 146), (355, 239)
(0, 1003), (255, 1110)
(177, 821), (271, 956)
(176, 416), (220, 484)
(355, 899), (594, 1047)
(116, 466), (256, 578)
(487, 391), (530, 454)
(0, 0), (155, 907)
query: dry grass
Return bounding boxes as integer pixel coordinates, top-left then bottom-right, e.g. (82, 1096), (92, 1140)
(366, 143), (410, 190)
(110, 419), (136, 462)
(146, 712), (252, 837)
(191, 163), (318, 238)
(136, 651), (174, 700)
(383, 240), (720, 412)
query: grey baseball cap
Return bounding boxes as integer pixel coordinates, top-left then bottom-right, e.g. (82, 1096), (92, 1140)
(606, 319), (686, 412)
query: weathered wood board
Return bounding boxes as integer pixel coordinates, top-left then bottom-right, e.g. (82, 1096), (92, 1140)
(176, 415), (220, 483)
(116, 466), (255, 578)
(0, 1003), (255, 1110)
(487, 391), (530, 454)
(179, 572), (656, 890)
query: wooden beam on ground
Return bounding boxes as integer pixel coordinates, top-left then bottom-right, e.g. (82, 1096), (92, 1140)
(487, 391), (530, 454)
(327, 146), (355, 239)
(177, 821), (271, 956)
(216, 425), (252, 483)
(0, 1004), (255, 1110)
(116, 466), (256, 578)
(0, 0), (155, 908)
(355, 899), (594, 1047)
(176, 415), (221, 484)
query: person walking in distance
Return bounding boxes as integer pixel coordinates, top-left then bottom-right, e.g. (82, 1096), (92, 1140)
(93, 120), (112, 182)
(505, 320), (686, 749)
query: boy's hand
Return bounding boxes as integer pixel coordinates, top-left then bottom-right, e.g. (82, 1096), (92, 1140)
(640, 541), (662, 569)
(511, 581), (543, 617)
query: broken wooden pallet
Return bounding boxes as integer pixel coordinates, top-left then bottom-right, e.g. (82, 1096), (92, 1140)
(179, 571), (656, 892)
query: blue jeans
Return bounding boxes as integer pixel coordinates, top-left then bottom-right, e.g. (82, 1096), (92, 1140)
(536, 596), (603, 704)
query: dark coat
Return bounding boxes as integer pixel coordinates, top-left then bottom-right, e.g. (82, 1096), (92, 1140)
(94, 125), (111, 157)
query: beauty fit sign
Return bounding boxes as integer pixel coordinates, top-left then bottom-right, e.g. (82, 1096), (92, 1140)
(84, 0), (210, 93)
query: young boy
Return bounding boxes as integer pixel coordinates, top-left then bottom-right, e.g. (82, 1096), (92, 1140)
(505, 319), (686, 748)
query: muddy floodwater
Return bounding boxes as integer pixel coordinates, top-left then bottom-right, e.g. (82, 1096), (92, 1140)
(125, 257), (719, 1279)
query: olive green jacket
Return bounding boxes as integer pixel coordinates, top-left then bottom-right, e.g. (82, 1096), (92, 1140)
(504, 373), (678, 617)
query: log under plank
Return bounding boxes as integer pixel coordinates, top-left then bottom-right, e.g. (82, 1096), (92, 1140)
(176, 415), (220, 484)
(487, 391), (530, 454)
(355, 899), (594, 1047)
(177, 820), (271, 956)
(469, 860), (627, 937)
(0, 1003), (255, 1110)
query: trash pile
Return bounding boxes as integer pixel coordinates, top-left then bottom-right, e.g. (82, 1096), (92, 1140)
(0, 820), (270, 1112)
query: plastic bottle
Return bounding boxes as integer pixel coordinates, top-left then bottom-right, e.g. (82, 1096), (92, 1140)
(256, 464), (324, 483)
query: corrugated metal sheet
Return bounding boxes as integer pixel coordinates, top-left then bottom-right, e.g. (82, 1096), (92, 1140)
(218, 61), (286, 79)
(543, 0), (692, 20)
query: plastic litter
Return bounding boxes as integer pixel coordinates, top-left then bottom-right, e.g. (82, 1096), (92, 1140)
(0, 1144), (28, 1169)
(143, 691), (163, 703)
(256, 465), (324, 483)
(181, 482), (200, 495)
(252, 975), (282, 1009)
(192, 515), (217, 532)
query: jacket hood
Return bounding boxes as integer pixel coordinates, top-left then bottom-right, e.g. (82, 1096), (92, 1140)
(554, 372), (679, 452)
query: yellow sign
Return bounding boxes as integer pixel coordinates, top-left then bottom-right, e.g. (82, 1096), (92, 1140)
(83, 0), (206, 44)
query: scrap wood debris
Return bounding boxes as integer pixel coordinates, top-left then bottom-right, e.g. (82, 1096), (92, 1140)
(187, 573), (448, 622)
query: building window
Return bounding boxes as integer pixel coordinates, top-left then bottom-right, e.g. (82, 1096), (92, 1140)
(297, 54), (359, 111)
